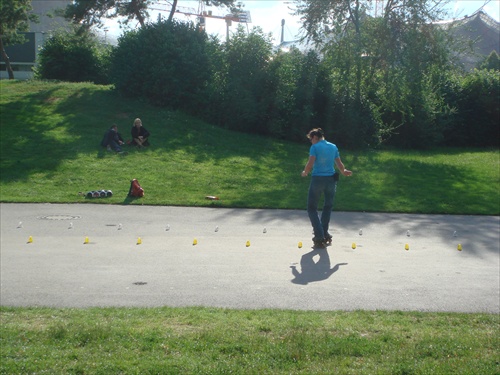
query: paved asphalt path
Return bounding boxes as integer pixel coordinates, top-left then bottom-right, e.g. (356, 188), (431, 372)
(1, 203), (498, 313)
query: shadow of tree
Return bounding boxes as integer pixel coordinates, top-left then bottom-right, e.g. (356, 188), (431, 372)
(0, 83), (306, 185)
(355, 148), (499, 212)
(1, 85), (125, 182)
(329, 211), (500, 258)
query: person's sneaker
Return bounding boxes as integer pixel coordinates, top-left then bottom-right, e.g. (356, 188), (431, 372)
(324, 234), (333, 246)
(312, 238), (327, 248)
(106, 145), (112, 151)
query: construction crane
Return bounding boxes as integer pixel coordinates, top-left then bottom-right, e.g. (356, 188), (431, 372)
(152, 0), (251, 42)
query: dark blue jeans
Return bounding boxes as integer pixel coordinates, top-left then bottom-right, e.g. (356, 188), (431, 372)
(101, 133), (122, 152)
(108, 139), (122, 152)
(307, 175), (337, 241)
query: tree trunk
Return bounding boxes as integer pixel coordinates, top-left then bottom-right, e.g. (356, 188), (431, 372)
(346, 0), (362, 105)
(129, 0), (146, 28)
(0, 37), (15, 79)
(167, 0), (178, 24)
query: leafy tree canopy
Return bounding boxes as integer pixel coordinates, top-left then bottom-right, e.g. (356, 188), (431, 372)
(64, 0), (240, 31)
(0, 0), (38, 45)
(479, 50), (500, 71)
(0, 0), (38, 79)
(292, 0), (452, 45)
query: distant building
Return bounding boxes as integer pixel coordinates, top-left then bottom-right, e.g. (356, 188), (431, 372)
(436, 10), (500, 70)
(1, 0), (71, 80)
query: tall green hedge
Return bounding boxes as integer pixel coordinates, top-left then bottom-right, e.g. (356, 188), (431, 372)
(110, 20), (209, 111)
(35, 29), (112, 84)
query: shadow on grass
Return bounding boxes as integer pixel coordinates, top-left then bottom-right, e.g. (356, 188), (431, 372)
(0, 82), (304, 182)
(347, 154), (469, 214)
(1, 85), (119, 182)
(96, 148), (107, 159)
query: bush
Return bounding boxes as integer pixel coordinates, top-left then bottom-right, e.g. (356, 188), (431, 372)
(35, 29), (112, 84)
(457, 69), (500, 147)
(111, 20), (210, 111)
(207, 26), (273, 135)
(478, 51), (500, 71)
(265, 49), (329, 142)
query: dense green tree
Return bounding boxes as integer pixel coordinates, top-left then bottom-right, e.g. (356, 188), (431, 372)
(266, 48), (327, 141)
(478, 51), (500, 71)
(35, 27), (112, 84)
(204, 32), (276, 129)
(457, 69), (499, 147)
(0, 0), (38, 79)
(293, 0), (455, 148)
(111, 19), (210, 109)
(216, 25), (272, 134)
(201, 34), (227, 122)
(373, 18), (457, 147)
(64, 0), (152, 29)
(266, 48), (306, 139)
(295, 0), (368, 105)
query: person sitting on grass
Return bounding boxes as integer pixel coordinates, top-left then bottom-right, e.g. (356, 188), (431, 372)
(131, 118), (150, 148)
(100, 124), (125, 152)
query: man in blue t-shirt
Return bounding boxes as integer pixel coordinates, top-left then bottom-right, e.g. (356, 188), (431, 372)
(301, 128), (352, 247)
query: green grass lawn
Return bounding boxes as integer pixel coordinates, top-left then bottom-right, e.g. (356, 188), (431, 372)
(1, 80), (499, 214)
(1, 80), (499, 374)
(1, 307), (498, 374)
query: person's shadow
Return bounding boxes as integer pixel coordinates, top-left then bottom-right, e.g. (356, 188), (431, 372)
(290, 248), (347, 285)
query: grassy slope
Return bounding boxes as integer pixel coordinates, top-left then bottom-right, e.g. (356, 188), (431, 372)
(1, 80), (499, 214)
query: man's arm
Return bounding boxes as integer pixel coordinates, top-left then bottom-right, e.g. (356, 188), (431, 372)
(301, 155), (316, 177)
(335, 157), (352, 176)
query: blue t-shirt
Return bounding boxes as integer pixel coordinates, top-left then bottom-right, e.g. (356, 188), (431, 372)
(310, 140), (339, 176)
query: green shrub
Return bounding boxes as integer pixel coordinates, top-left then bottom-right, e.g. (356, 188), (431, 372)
(204, 26), (273, 135)
(457, 69), (500, 147)
(478, 51), (500, 71)
(35, 28), (112, 84)
(111, 19), (210, 110)
(265, 49), (328, 142)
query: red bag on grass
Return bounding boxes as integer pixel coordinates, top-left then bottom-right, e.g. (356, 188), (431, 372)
(128, 179), (144, 197)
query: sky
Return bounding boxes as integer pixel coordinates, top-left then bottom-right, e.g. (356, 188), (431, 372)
(105, 0), (500, 44)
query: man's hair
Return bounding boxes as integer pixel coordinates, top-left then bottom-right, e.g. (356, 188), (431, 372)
(307, 128), (324, 139)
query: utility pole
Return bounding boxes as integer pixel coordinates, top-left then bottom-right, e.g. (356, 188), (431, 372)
(280, 19), (285, 44)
